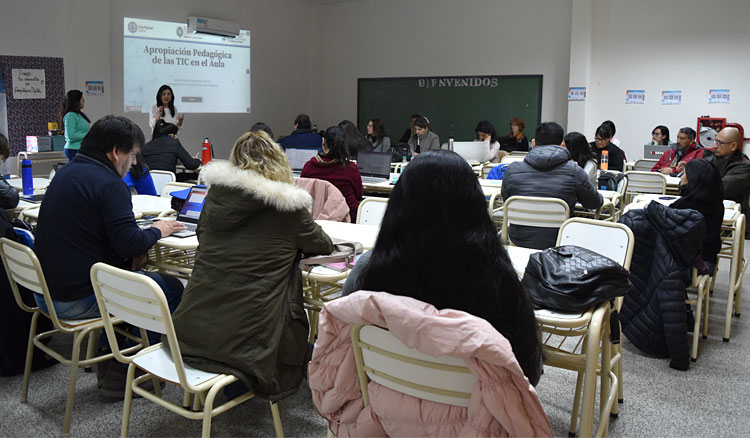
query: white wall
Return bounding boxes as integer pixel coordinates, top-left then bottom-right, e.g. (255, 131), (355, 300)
(581, 0), (750, 159)
(313, 0), (573, 133)
(1, 0), (320, 158)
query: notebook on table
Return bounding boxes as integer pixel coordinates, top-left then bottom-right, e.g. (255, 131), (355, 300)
(170, 185), (209, 238)
(357, 152), (391, 183)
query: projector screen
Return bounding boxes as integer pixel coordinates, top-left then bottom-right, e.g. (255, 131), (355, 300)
(123, 17), (251, 113)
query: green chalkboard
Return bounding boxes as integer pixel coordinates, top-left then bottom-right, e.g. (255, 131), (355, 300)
(357, 75), (542, 145)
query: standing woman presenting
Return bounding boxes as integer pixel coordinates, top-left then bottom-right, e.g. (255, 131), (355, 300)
(149, 85), (184, 130)
(60, 90), (90, 161)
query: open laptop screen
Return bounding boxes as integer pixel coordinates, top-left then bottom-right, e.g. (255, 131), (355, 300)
(285, 148), (319, 171)
(178, 186), (208, 223)
(357, 152), (391, 178)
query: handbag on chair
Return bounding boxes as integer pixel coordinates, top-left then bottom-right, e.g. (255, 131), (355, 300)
(522, 245), (631, 313)
(299, 238), (364, 271)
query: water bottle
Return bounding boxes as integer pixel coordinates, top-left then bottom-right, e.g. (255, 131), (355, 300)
(600, 150), (609, 171)
(448, 134), (454, 151)
(201, 138), (212, 165)
(401, 155), (408, 168)
(21, 159), (33, 195)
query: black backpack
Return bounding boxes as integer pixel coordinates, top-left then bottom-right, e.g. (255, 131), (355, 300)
(388, 143), (411, 163)
(597, 171), (624, 191)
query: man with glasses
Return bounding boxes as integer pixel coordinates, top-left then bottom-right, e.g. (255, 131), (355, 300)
(590, 124), (625, 171)
(704, 127), (750, 238)
(651, 127), (704, 175)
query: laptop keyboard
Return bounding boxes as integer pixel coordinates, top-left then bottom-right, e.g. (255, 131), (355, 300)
(361, 176), (388, 183)
(181, 222), (197, 231)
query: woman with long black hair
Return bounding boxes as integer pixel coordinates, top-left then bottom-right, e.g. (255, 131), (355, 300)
(149, 85), (184, 130)
(564, 131), (597, 185)
(342, 150), (543, 385)
(475, 119), (501, 162)
(60, 90), (91, 161)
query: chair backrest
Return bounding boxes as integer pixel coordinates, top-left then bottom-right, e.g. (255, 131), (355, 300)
(481, 163), (500, 179)
(160, 181), (193, 198)
(90, 263), (198, 390)
(623, 171), (666, 200)
(502, 196), (570, 245)
(556, 218), (635, 269)
(633, 159), (658, 171)
(730, 214), (746, 286)
(356, 197), (388, 225)
(0, 237), (62, 323)
(351, 324), (477, 408)
(295, 177), (351, 222)
(150, 170), (176, 195)
(500, 154), (525, 164)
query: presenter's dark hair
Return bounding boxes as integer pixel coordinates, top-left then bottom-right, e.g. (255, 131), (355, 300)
(60, 90), (90, 123)
(250, 122), (274, 139)
(475, 120), (499, 143)
(677, 159), (723, 204)
(81, 115), (145, 154)
(595, 124), (613, 140)
(652, 125), (671, 145)
(351, 150), (542, 385)
(155, 85), (176, 118)
(368, 118), (387, 141)
(0, 133), (9, 159)
(602, 120), (616, 136)
(414, 116), (429, 129)
(535, 121), (564, 146)
(294, 114), (312, 130)
(565, 132), (595, 168)
(151, 120), (179, 140)
(323, 126), (351, 165)
(678, 127), (697, 141)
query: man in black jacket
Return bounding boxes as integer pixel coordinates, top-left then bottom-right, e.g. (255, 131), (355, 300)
(501, 122), (603, 249)
(703, 127), (750, 238)
(35, 116), (186, 320)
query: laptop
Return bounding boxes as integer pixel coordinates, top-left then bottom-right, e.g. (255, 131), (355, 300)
(170, 185), (209, 238)
(285, 148), (319, 176)
(357, 151), (392, 183)
(452, 141), (486, 163)
(643, 144), (671, 157)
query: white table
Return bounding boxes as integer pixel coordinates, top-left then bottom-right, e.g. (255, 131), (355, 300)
(316, 220), (379, 250)
(131, 195), (173, 216)
(505, 245), (537, 279)
(632, 194), (680, 206)
(7, 177), (50, 193)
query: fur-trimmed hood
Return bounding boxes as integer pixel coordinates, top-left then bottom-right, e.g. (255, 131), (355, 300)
(200, 160), (311, 213)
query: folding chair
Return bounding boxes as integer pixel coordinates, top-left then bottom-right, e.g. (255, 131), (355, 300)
(356, 197), (388, 226)
(633, 159), (658, 171)
(501, 196), (569, 246)
(150, 170), (177, 196)
(90, 262), (283, 438)
(0, 238), (142, 438)
(715, 213), (747, 341)
(623, 171), (666, 204)
(537, 218), (634, 437)
(500, 154), (526, 164)
(159, 181), (193, 198)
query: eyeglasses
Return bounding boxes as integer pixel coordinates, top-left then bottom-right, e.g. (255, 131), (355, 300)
(595, 137), (607, 142)
(715, 139), (735, 146)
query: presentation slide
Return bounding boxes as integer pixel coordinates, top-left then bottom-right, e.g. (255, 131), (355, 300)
(123, 17), (250, 113)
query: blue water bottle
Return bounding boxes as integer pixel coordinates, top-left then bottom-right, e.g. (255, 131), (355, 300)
(21, 159), (33, 195)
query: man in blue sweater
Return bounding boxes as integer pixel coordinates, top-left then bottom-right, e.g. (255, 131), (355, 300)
(35, 115), (186, 395)
(277, 114), (323, 150)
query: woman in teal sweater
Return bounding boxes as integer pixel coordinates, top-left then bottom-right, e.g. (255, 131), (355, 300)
(60, 90), (91, 161)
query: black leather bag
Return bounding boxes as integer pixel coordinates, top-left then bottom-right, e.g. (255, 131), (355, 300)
(522, 245), (631, 312)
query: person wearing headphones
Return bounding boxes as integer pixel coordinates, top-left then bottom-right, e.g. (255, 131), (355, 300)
(407, 116), (440, 155)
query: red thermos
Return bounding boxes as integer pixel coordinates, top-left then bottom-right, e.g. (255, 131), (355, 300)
(201, 137), (212, 165)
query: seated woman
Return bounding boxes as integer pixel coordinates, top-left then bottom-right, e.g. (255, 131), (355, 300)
(142, 120), (201, 175)
(671, 159), (724, 275)
(338, 119), (372, 158)
(502, 116), (529, 152)
(341, 150), (543, 385)
(172, 130), (333, 401)
(301, 126), (363, 222)
(366, 118), (391, 153)
(122, 153), (157, 196)
(650, 125), (672, 146)
(407, 116), (440, 154)
(564, 131), (598, 185)
(475, 120), (500, 163)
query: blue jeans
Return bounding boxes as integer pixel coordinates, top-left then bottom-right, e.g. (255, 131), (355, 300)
(64, 148), (78, 161)
(35, 271), (184, 345)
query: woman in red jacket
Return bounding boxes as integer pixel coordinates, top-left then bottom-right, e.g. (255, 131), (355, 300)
(301, 126), (363, 221)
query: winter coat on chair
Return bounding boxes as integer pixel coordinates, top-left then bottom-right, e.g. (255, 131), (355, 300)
(172, 160), (334, 401)
(619, 201), (705, 370)
(295, 177), (351, 222)
(309, 291), (552, 437)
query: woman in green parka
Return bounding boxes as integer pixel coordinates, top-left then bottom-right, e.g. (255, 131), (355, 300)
(172, 130), (333, 401)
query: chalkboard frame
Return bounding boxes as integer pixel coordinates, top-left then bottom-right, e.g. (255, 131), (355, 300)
(357, 74), (543, 145)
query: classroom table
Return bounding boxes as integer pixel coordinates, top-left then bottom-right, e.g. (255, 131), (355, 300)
(7, 177), (50, 193)
(665, 175), (681, 194)
(315, 220), (379, 250)
(131, 195), (173, 216)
